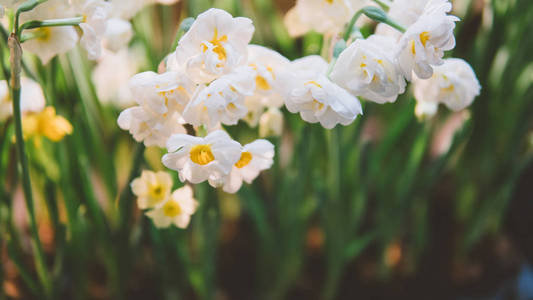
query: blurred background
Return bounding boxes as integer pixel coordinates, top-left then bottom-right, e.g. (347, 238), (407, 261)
(1, 0), (533, 299)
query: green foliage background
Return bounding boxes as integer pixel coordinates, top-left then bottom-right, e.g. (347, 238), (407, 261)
(1, 0), (533, 299)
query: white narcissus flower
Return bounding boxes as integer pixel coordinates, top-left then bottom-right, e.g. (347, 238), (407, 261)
(396, 0), (459, 80)
(413, 58), (480, 117)
(117, 106), (185, 147)
(331, 35), (406, 104)
(376, 0), (433, 39)
(259, 107), (283, 138)
(222, 139), (274, 194)
(284, 0), (369, 37)
(182, 67), (255, 128)
(162, 130), (242, 187)
(20, 0), (78, 64)
(247, 45), (291, 108)
(110, 0), (180, 20)
(102, 18), (133, 52)
(131, 170), (173, 209)
(0, 78), (46, 121)
(92, 48), (140, 108)
(129, 71), (194, 115)
(283, 56), (363, 129)
(145, 185), (198, 229)
(175, 8), (254, 83)
(79, 0), (111, 60)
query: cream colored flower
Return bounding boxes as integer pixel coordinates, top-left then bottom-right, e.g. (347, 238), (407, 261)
(396, 0), (459, 80)
(222, 139), (274, 194)
(247, 45), (290, 108)
(284, 0), (369, 37)
(79, 0), (111, 60)
(131, 170), (173, 209)
(413, 58), (480, 117)
(145, 185), (198, 229)
(182, 67), (255, 128)
(0, 77), (46, 121)
(331, 35), (406, 104)
(162, 130), (242, 187)
(117, 106), (185, 147)
(376, 0), (433, 39)
(174, 8), (254, 83)
(20, 0), (79, 65)
(259, 107), (283, 138)
(283, 56), (363, 129)
(102, 18), (133, 52)
(129, 71), (194, 115)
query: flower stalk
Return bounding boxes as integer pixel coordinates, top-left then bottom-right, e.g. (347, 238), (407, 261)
(8, 33), (52, 298)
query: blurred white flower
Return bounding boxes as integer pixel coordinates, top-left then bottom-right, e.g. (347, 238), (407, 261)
(331, 35), (406, 103)
(117, 106), (185, 147)
(396, 0), (459, 80)
(129, 71), (194, 115)
(162, 130), (242, 187)
(146, 185), (198, 229)
(0, 77), (46, 121)
(131, 170), (173, 209)
(284, 0), (369, 37)
(92, 48), (139, 108)
(174, 8), (254, 83)
(259, 107), (283, 138)
(102, 18), (133, 52)
(283, 56), (363, 129)
(79, 0), (111, 60)
(413, 58), (480, 117)
(222, 139), (274, 194)
(109, 0), (180, 20)
(182, 67), (255, 128)
(19, 0), (78, 64)
(376, 0), (434, 39)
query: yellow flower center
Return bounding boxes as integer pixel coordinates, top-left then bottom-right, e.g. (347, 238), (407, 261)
(313, 99), (325, 111)
(202, 28), (228, 61)
(420, 31), (430, 47)
(190, 144), (215, 165)
(148, 184), (166, 204)
(255, 76), (271, 90)
(442, 84), (455, 92)
(162, 200), (182, 217)
(235, 151), (252, 168)
(36, 27), (52, 41)
(325, 0), (334, 4)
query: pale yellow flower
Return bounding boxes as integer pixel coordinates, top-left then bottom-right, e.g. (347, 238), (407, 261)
(131, 170), (173, 209)
(22, 106), (73, 144)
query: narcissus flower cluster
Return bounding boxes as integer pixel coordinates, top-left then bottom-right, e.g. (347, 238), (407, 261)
(118, 1), (480, 229)
(131, 171), (198, 228)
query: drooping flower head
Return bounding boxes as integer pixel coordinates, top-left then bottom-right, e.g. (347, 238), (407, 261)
(331, 35), (406, 104)
(413, 58), (480, 117)
(283, 56), (363, 129)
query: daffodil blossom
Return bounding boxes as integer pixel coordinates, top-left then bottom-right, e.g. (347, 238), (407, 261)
(247, 45), (291, 108)
(284, 0), (369, 37)
(145, 185), (198, 229)
(19, 0), (79, 64)
(102, 18), (133, 52)
(222, 139), (274, 194)
(174, 8), (254, 83)
(376, 0), (434, 39)
(92, 48), (140, 108)
(162, 130), (242, 187)
(131, 170), (173, 209)
(129, 71), (194, 115)
(413, 58), (480, 117)
(283, 56), (363, 129)
(182, 67), (255, 128)
(22, 106), (73, 144)
(78, 0), (111, 60)
(396, 0), (459, 80)
(331, 35), (406, 104)
(0, 78), (46, 121)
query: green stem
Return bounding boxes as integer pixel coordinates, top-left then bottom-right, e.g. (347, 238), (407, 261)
(14, 0), (49, 34)
(372, 0), (390, 10)
(18, 17), (84, 39)
(343, 9), (364, 41)
(118, 144), (145, 232)
(8, 33), (52, 299)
